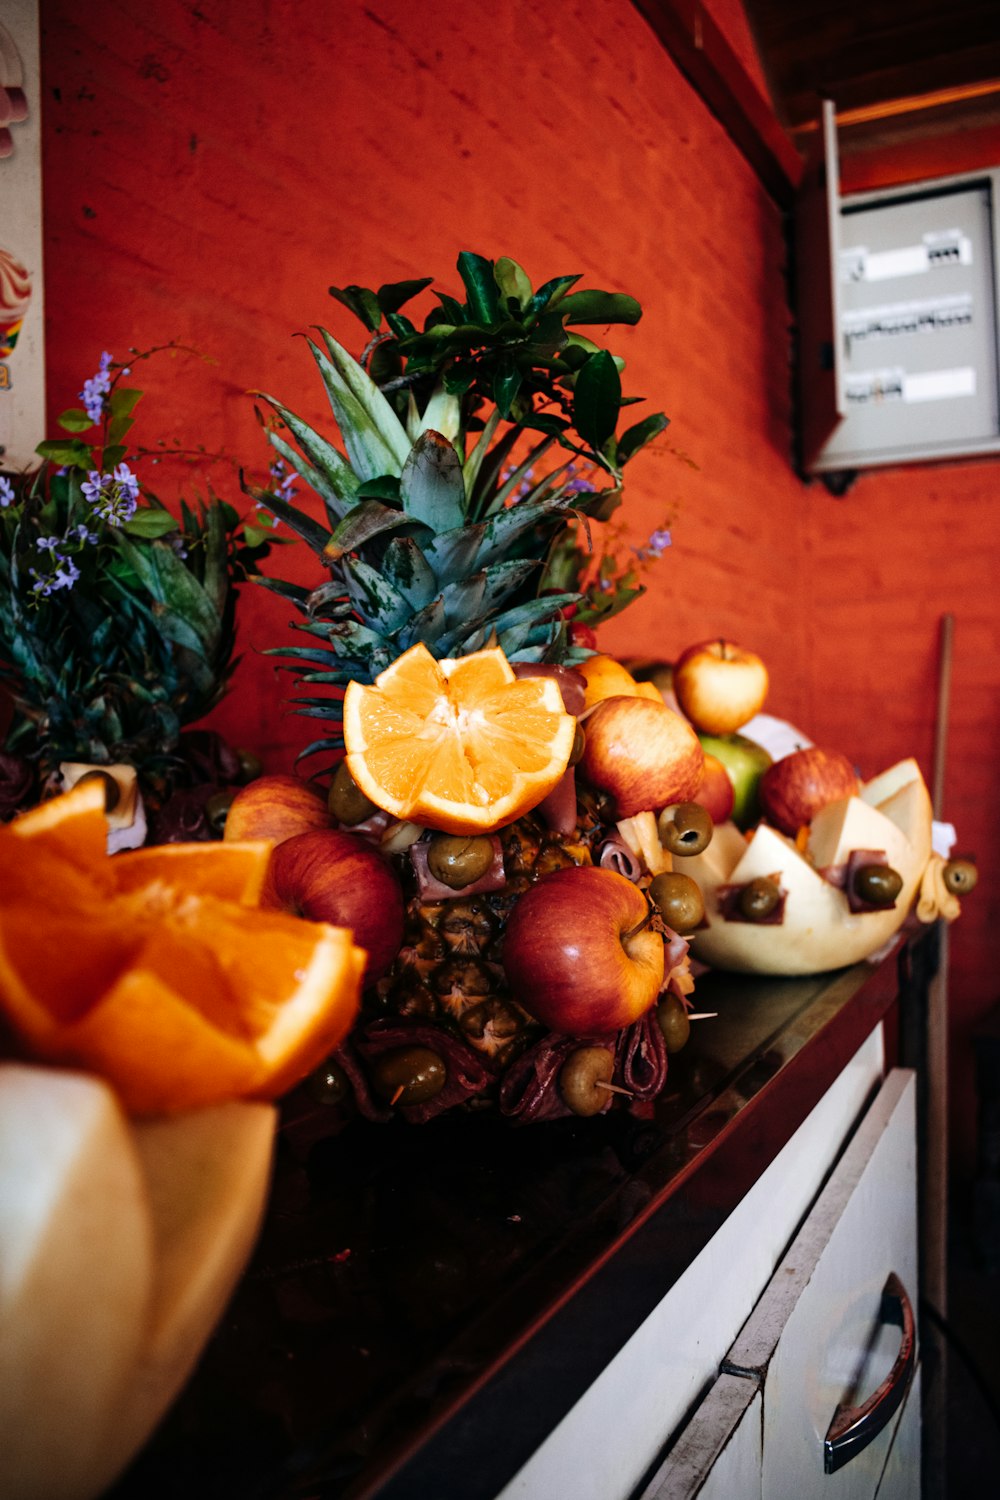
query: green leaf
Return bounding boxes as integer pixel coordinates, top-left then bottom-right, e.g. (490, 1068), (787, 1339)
(327, 283), (382, 332)
(399, 431), (466, 533)
(35, 439), (92, 468)
(201, 501), (229, 614)
(385, 311), (416, 340)
(493, 358), (523, 420)
(101, 444), (127, 470)
(114, 536), (221, 657)
(377, 276), (433, 314)
(529, 274), (581, 316)
(494, 257), (532, 311)
(120, 509), (181, 539)
(457, 251), (500, 326)
(106, 413), (135, 447)
(572, 350), (621, 449)
(557, 290), (643, 325)
(242, 524), (279, 549)
(616, 411), (670, 465)
(57, 407), (95, 433)
(431, 291), (466, 325)
(109, 388), (144, 419)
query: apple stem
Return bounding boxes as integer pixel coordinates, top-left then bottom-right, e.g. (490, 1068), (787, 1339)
(594, 1080), (633, 1098)
(719, 638), (728, 660)
(622, 909), (654, 944)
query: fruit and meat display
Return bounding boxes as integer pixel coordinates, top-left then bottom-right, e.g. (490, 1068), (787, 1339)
(0, 252), (979, 1497)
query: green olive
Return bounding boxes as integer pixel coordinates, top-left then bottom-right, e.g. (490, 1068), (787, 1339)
(328, 760), (378, 826)
(371, 1046), (447, 1106)
(234, 747), (263, 785)
(656, 992), (691, 1054)
(657, 801), (713, 857)
(426, 833), (496, 889)
(648, 871), (705, 934)
(558, 1046), (615, 1116)
(75, 768), (121, 813)
(204, 788), (236, 835)
(738, 876), (782, 921)
(852, 863), (903, 907)
(309, 1059), (351, 1106)
(568, 722), (586, 767)
(943, 858), (978, 896)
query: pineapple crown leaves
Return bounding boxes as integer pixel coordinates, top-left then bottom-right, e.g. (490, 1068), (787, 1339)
(0, 348), (272, 779)
(245, 253), (674, 765)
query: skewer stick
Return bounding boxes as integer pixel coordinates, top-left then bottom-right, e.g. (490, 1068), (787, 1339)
(594, 1081), (633, 1098)
(686, 1011), (718, 1020)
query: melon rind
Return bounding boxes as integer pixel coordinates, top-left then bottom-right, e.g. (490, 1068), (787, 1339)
(686, 760), (933, 975)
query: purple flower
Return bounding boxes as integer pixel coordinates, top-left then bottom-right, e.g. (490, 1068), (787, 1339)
(82, 465), (138, 525)
(268, 458), (296, 501)
(51, 558), (80, 591)
(647, 527), (672, 555)
(0, 476), (15, 507)
(80, 351), (113, 424)
(113, 462), (140, 501)
(73, 524), (99, 545)
(36, 534), (59, 552)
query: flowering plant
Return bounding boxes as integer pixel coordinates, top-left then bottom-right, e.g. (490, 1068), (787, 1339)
(0, 349), (272, 795)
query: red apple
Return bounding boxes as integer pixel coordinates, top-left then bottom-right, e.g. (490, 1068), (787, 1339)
(759, 746), (860, 836)
(223, 773), (332, 847)
(501, 866), (665, 1034)
(673, 640), (769, 736)
(693, 752), (735, 825)
(579, 696), (704, 819)
(261, 828), (405, 984)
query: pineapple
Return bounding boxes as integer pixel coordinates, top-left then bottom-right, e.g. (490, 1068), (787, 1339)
(252, 253), (688, 1123)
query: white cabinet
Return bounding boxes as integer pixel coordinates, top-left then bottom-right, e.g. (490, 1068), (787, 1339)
(495, 1026), (891, 1500)
(641, 1069), (919, 1500)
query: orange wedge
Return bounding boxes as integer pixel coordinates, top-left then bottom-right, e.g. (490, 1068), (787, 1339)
(577, 654), (663, 710)
(0, 791), (364, 1115)
(110, 840), (274, 905)
(342, 643), (576, 835)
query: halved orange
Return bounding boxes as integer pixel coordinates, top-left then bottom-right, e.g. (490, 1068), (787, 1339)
(342, 643), (576, 835)
(0, 791), (364, 1115)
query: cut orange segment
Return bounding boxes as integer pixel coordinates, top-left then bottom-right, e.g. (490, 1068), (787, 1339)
(342, 643), (576, 835)
(4, 779), (110, 874)
(111, 840), (274, 905)
(0, 789), (364, 1115)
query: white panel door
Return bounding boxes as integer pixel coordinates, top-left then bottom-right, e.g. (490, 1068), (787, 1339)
(724, 1069), (918, 1500)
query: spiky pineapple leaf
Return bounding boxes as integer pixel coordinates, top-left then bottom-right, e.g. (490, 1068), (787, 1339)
(312, 331), (411, 479)
(241, 479), (332, 557)
(113, 535), (221, 658)
(438, 573), (486, 630)
(257, 397), (358, 515)
(400, 431), (467, 533)
(381, 536), (438, 612)
(251, 575), (314, 606)
(343, 559), (413, 634)
(397, 594), (448, 648)
(422, 521), (486, 584)
(324, 499), (424, 562)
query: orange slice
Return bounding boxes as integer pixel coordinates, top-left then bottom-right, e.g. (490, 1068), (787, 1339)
(577, 654), (663, 710)
(0, 792), (364, 1115)
(4, 779), (111, 877)
(111, 840), (274, 905)
(342, 643), (576, 835)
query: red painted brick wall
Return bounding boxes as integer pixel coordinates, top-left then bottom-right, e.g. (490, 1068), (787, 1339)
(36, 0), (999, 1177)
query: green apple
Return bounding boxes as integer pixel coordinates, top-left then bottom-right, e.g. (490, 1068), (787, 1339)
(696, 732), (773, 830)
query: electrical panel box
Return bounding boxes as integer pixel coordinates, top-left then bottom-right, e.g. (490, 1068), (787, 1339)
(797, 106), (1000, 477)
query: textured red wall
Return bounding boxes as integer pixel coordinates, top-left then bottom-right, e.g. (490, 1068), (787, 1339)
(36, 0), (1000, 1177)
